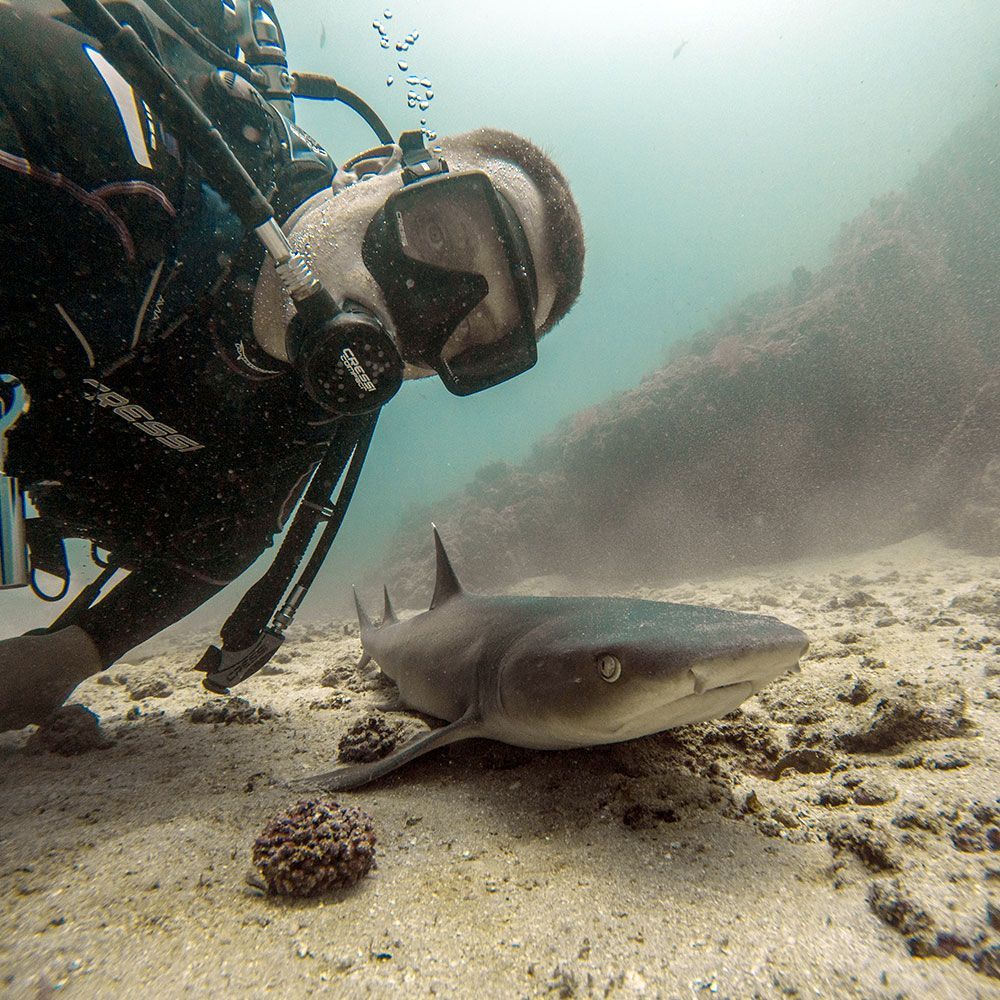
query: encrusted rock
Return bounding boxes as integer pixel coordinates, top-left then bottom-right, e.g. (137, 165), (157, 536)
(338, 715), (401, 763)
(186, 697), (276, 725)
(26, 704), (114, 755)
(252, 799), (376, 897)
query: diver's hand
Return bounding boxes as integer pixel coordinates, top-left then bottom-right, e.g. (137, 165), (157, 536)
(0, 626), (103, 731)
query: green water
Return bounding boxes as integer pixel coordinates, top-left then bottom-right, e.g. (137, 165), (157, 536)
(2, 0), (998, 635)
(290, 0), (999, 605)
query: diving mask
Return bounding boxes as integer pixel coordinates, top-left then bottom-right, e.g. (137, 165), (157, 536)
(362, 166), (539, 396)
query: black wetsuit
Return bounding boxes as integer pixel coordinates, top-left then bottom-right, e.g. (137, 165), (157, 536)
(0, 0), (364, 663)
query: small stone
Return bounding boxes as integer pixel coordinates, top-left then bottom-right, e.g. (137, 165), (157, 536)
(852, 780), (898, 806)
(868, 879), (934, 936)
(772, 807), (800, 829)
(827, 819), (900, 871)
(817, 784), (851, 807)
(186, 697), (276, 725)
(837, 678), (876, 705)
(128, 678), (173, 700)
(835, 691), (972, 752)
(771, 748), (835, 777)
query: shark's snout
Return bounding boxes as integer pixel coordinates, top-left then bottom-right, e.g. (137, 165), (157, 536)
(600, 616), (809, 741)
(688, 618), (808, 694)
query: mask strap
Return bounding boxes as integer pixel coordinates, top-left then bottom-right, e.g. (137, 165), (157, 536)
(399, 129), (448, 185)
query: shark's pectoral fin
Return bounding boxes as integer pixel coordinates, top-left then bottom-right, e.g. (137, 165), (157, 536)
(296, 713), (482, 792)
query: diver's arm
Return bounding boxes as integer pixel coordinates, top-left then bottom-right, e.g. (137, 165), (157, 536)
(0, 566), (222, 731)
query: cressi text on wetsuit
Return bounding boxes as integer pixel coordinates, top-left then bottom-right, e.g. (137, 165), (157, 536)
(0, 0), (363, 664)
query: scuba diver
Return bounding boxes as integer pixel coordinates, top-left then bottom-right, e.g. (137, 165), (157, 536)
(0, 0), (584, 730)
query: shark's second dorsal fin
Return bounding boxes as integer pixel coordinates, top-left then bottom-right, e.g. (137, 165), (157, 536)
(382, 585), (398, 624)
(429, 524), (463, 610)
(353, 586), (372, 631)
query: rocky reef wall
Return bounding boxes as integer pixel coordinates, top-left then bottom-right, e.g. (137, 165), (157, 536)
(376, 99), (1000, 603)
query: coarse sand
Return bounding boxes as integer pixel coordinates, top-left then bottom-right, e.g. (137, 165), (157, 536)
(1, 533), (997, 998)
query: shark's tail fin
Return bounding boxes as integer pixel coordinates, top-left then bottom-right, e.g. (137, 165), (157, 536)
(382, 585), (398, 624)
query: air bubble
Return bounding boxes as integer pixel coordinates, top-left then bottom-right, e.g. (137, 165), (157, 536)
(397, 60), (408, 70)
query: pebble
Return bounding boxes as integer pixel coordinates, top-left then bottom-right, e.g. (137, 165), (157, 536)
(853, 780), (898, 806)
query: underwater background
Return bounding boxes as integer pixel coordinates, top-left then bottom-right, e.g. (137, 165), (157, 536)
(2, 0), (999, 632)
(303, 0), (1000, 616)
(4, 5), (1000, 996)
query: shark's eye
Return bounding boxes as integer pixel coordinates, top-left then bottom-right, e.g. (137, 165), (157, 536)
(596, 653), (621, 683)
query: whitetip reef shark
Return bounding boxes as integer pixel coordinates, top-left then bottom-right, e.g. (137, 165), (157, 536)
(304, 527), (808, 790)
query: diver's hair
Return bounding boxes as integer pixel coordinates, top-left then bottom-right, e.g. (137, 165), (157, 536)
(441, 128), (585, 336)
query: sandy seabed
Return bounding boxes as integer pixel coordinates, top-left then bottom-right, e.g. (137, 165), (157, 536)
(1, 533), (997, 999)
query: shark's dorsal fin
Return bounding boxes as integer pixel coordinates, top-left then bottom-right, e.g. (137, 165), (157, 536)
(353, 586), (372, 631)
(429, 524), (463, 609)
(382, 585), (398, 624)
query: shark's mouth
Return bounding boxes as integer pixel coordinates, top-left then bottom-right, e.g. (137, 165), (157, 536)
(607, 652), (802, 741)
(610, 679), (755, 739)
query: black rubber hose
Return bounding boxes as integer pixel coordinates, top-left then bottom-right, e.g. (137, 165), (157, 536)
(292, 73), (393, 145)
(60, 0), (275, 230)
(219, 411), (378, 647)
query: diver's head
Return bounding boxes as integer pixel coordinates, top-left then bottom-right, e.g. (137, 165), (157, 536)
(252, 127), (584, 398)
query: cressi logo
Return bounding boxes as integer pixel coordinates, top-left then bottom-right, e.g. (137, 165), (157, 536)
(82, 379), (205, 454)
(341, 348), (376, 393)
